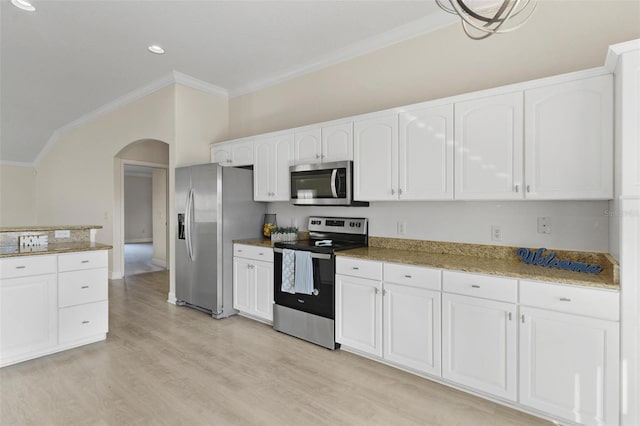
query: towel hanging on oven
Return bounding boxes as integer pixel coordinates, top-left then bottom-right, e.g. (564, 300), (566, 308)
(294, 250), (314, 295)
(281, 249), (296, 294)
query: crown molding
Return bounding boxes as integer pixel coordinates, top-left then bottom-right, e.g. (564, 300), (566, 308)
(0, 160), (36, 167)
(228, 13), (458, 98)
(172, 71), (229, 98)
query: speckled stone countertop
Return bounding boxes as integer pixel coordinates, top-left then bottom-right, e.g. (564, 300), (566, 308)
(0, 225), (102, 232)
(336, 237), (619, 290)
(234, 239), (274, 248)
(0, 242), (112, 258)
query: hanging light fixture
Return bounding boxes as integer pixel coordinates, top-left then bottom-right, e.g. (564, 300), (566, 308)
(435, 0), (538, 40)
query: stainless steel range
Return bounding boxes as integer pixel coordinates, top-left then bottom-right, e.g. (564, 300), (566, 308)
(273, 216), (368, 349)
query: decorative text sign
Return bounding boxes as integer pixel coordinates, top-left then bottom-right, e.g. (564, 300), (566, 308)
(516, 247), (602, 275)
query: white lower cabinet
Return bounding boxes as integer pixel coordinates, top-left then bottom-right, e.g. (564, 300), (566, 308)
(442, 292), (517, 401)
(0, 273), (58, 364)
(335, 274), (382, 357)
(519, 280), (620, 426)
(233, 244), (274, 323)
(383, 283), (441, 376)
(0, 250), (109, 367)
(336, 259), (441, 376)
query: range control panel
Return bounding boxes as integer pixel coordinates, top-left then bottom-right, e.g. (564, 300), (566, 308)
(308, 217), (368, 235)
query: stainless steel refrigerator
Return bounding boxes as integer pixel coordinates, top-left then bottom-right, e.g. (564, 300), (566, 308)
(175, 163), (266, 318)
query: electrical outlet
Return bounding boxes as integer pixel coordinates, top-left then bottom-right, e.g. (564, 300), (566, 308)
(491, 225), (502, 242)
(54, 230), (70, 238)
(537, 217), (552, 234)
(397, 221), (407, 235)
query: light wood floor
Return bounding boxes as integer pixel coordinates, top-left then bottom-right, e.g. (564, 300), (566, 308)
(0, 271), (550, 425)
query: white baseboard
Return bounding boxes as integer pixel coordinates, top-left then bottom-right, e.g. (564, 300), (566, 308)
(167, 292), (177, 305)
(125, 238), (153, 244)
(151, 258), (167, 268)
(109, 271), (124, 280)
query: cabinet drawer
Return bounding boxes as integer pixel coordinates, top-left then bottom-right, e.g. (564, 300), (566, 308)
(58, 250), (108, 272)
(383, 262), (441, 290)
(58, 268), (108, 308)
(234, 244), (274, 262)
(0, 255), (57, 279)
(336, 257), (382, 280)
(520, 280), (619, 321)
(443, 270), (517, 303)
(59, 301), (108, 344)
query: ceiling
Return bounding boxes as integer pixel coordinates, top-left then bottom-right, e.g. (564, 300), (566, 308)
(1, 0), (457, 166)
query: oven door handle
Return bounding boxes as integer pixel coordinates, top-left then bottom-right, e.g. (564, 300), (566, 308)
(273, 248), (332, 260)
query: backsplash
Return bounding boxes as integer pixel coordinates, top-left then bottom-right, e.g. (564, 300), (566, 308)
(267, 200), (610, 252)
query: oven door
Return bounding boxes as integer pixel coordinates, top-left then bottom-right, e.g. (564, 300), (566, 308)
(273, 249), (335, 319)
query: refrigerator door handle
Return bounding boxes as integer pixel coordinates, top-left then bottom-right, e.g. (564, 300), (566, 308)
(185, 188), (194, 261)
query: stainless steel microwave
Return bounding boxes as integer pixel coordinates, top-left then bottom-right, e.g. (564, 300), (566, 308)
(290, 161), (368, 206)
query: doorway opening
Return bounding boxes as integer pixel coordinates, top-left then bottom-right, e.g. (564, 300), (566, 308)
(123, 164), (167, 276)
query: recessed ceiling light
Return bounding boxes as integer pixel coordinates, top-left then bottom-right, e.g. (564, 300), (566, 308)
(11, 0), (36, 12)
(147, 45), (165, 55)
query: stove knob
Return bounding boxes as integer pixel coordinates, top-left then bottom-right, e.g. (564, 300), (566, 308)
(350, 222), (354, 227)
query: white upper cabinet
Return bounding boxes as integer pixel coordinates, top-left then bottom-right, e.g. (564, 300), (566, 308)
(353, 114), (399, 201)
(322, 122), (353, 163)
(524, 75), (614, 199)
(455, 92), (524, 200)
(399, 104), (454, 200)
(294, 123), (354, 165)
(211, 139), (254, 167)
(294, 128), (322, 164)
(253, 134), (293, 201)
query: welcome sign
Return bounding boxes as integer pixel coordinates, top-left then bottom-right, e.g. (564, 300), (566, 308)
(516, 247), (603, 275)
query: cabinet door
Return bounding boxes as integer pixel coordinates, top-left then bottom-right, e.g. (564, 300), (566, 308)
(253, 138), (273, 201)
(294, 128), (322, 165)
(442, 293), (517, 401)
(253, 260), (273, 322)
(353, 114), (399, 201)
(399, 104), (454, 200)
(233, 257), (253, 314)
(455, 92), (524, 200)
(322, 122), (353, 162)
(520, 307), (619, 426)
(383, 283), (441, 376)
(231, 140), (254, 167)
(212, 145), (232, 165)
(271, 134), (294, 201)
(335, 274), (382, 357)
(0, 274), (57, 364)
(525, 75), (613, 199)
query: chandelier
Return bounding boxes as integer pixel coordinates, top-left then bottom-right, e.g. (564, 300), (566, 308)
(435, 0), (539, 40)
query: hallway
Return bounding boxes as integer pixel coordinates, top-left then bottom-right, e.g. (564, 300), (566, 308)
(124, 242), (165, 276)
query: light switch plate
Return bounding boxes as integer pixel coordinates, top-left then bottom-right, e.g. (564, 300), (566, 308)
(55, 230), (71, 238)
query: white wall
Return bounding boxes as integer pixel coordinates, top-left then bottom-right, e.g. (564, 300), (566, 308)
(124, 175), (152, 243)
(0, 165), (37, 226)
(228, 1), (640, 139)
(269, 200), (610, 252)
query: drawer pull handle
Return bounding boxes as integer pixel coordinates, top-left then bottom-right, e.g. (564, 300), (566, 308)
(471, 285), (480, 288)
(352, 267), (359, 270)
(81, 260), (90, 264)
(238, 250), (243, 252)
(259, 253), (264, 255)
(559, 297), (572, 302)
(15, 265), (26, 269)
(404, 275), (412, 278)
(81, 285), (89, 289)
(82, 320), (90, 324)
(508, 312), (512, 321)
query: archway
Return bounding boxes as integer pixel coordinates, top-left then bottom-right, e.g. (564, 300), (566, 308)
(114, 139), (170, 282)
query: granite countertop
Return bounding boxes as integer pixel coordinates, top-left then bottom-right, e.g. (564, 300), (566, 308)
(336, 238), (619, 291)
(233, 238), (274, 248)
(0, 242), (112, 258)
(0, 225), (103, 232)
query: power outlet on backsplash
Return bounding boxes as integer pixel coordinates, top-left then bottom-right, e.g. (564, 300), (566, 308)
(54, 230), (71, 238)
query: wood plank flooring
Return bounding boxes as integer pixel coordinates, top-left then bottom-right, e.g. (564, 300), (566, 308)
(0, 271), (550, 425)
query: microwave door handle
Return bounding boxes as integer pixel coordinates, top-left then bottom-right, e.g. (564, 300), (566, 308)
(331, 169), (338, 198)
